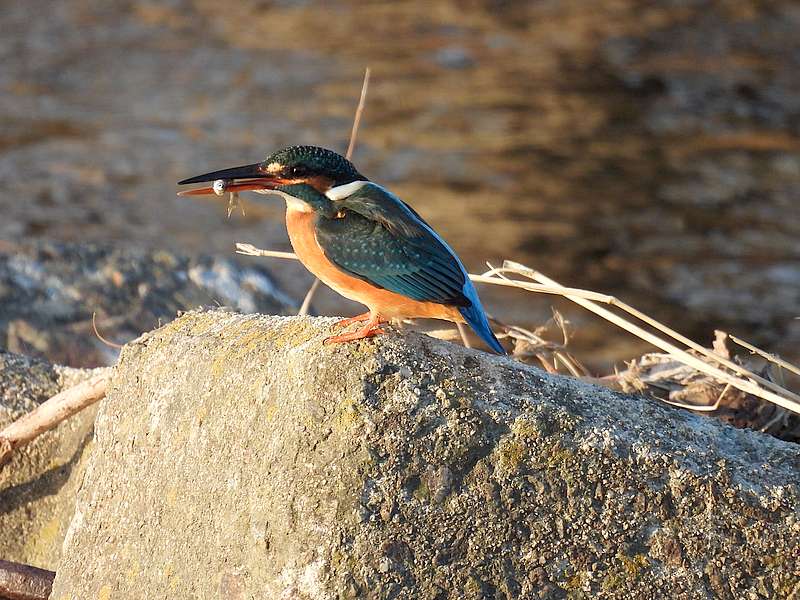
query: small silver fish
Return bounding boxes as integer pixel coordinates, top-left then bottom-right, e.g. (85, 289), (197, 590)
(213, 179), (228, 196)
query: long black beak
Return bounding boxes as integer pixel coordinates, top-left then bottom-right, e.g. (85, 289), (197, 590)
(178, 162), (264, 185)
(177, 162), (284, 197)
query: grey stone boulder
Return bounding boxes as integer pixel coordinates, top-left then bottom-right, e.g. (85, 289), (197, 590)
(0, 351), (99, 570)
(51, 310), (799, 599)
(0, 242), (296, 368)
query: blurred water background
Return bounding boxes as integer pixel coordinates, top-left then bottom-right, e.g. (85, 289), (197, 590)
(1, 0), (799, 369)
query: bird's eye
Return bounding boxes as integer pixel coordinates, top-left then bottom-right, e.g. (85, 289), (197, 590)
(289, 165), (305, 177)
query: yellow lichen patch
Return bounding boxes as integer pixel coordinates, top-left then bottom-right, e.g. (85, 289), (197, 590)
(619, 553), (648, 578)
(268, 319), (320, 350)
(563, 569), (588, 592)
(493, 416), (545, 473)
(25, 515), (61, 561)
(496, 437), (526, 472)
(510, 416), (542, 440)
(165, 486), (178, 508)
(126, 560), (140, 584)
(209, 353), (229, 380)
(601, 553), (649, 591)
(165, 561), (182, 592)
(180, 312), (223, 337)
(264, 401), (278, 422)
(97, 585), (112, 600)
(334, 397), (361, 432)
(413, 479), (430, 502)
(229, 320), (269, 351)
(543, 441), (574, 471)
(601, 571), (624, 592)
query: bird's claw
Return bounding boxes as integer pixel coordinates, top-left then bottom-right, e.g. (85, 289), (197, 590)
(323, 327), (386, 345)
(331, 313), (371, 330)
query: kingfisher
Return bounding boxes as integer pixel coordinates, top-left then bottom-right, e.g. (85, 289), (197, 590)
(178, 145), (505, 353)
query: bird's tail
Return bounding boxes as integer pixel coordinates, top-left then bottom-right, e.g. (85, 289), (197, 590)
(458, 286), (505, 354)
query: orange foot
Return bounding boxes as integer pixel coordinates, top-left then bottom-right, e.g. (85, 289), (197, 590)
(324, 313), (386, 345)
(331, 312), (371, 330)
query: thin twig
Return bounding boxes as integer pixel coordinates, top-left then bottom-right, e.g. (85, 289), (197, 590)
(0, 370), (111, 466)
(298, 278), (321, 317)
(346, 67), (371, 160)
(92, 311), (124, 349)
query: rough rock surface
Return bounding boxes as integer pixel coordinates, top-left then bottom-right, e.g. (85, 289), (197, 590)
(0, 351), (98, 569)
(0, 242), (295, 367)
(51, 310), (799, 599)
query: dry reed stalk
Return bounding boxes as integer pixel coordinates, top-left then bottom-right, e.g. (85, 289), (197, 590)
(492, 261), (799, 415)
(728, 334), (800, 378)
(495, 262), (800, 406)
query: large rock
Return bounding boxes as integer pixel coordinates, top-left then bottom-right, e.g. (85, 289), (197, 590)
(51, 310), (799, 599)
(0, 351), (99, 569)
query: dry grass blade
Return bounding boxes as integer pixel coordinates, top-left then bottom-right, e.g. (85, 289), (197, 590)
(728, 334), (800, 378)
(346, 67), (371, 161)
(470, 273), (615, 303)
(492, 308), (589, 377)
(494, 260), (799, 415)
(659, 383), (731, 412)
(92, 311), (124, 349)
(498, 261), (796, 402)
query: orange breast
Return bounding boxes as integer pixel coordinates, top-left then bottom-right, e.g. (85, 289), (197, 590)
(286, 209), (462, 322)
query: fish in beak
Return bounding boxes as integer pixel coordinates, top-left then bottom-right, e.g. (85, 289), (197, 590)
(177, 162), (288, 197)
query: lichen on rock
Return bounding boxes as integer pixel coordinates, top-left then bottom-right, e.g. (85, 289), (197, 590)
(49, 309), (800, 598)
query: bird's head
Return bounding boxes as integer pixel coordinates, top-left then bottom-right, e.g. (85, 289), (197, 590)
(177, 145), (366, 199)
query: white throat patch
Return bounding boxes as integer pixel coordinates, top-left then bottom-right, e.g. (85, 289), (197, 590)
(325, 180), (369, 201)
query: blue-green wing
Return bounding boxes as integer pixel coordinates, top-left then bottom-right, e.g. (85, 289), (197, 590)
(315, 183), (470, 306)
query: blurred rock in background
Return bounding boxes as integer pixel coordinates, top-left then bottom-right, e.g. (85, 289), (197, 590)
(1, 0), (798, 370)
(0, 242), (295, 367)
